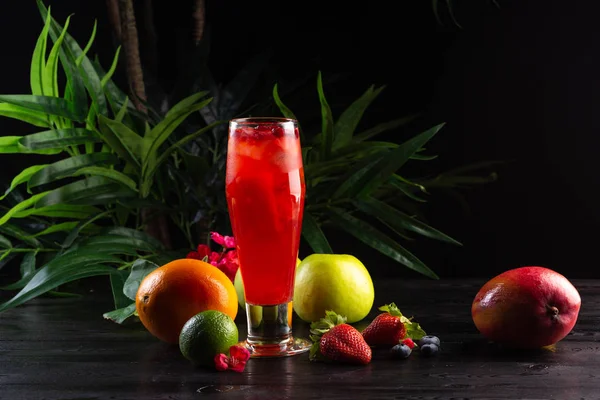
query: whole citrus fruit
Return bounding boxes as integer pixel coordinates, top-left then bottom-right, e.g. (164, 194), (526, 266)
(293, 254), (374, 323)
(135, 258), (238, 344)
(179, 310), (239, 366)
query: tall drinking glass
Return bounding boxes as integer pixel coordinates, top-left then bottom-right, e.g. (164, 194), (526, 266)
(225, 117), (310, 357)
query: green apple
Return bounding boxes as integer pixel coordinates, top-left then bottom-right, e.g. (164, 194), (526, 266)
(293, 254), (374, 323)
(234, 258), (301, 309)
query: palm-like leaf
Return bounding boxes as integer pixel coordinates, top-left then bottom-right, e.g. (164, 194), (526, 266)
(274, 73), (496, 278)
(0, 2), (213, 315)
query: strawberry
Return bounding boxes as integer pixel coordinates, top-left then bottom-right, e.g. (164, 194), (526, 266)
(402, 338), (416, 349)
(362, 303), (427, 347)
(309, 311), (372, 365)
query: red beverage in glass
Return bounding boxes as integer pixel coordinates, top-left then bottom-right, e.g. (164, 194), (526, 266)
(225, 118), (305, 306)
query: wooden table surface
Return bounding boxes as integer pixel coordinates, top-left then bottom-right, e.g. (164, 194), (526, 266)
(1, 278), (598, 400)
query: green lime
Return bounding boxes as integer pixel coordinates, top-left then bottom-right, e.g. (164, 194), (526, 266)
(293, 254), (374, 323)
(179, 310), (239, 366)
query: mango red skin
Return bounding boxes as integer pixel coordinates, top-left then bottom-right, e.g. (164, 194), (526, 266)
(472, 266), (581, 349)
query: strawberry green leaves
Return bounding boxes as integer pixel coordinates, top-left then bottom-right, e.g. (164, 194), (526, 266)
(309, 310), (348, 361)
(378, 303), (427, 341)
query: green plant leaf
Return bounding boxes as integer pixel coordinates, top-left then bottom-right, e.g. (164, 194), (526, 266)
(28, 153), (118, 189)
(143, 97), (212, 154)
(20, 252), (37, 278)
(103, 302), (136, 324)
(66, 242), (140, 258)
(62, 233), (156, 259)
(0, 136), (22, 154)
(0, 103), (50, 128)
(30, 221), (81, 238)
(140, 98), (213, 197)
(123, 259), (160, 300)
(72, 166), (137, 191)
(97, 115), (143, 168)
(0, 234), (11, 248)
(19, 128), (99, 150)
(0, 224), (42, 247)
(141, 122), (220, 196)
(302, 213), (333, 254)
(180, 151), (210, 186)
(344, 123), (444, 199)
(1, 273), (31, 291)
(316, 72), (334, 160)
(0, 250), (120, 312)
(12, 204), (100, 219)
(44, 14), (71, 97)
(333, 85), (385, 150)
(354, 197), (461, 246)
(100, 46), (121, 89)
(389, 175), (428, 202)
(273, 83), (304, 143)
(163, 91), (209, 120)
(356, 124), (444, 197)
(68, 186), (137, 206)
(331, 152), (383, 199)
(0, 250), (13, 265)
(61, 210), (112, 248)
(331, 141), (397, 159)
(102, 227), (165, 250)
(273, 84), (298, 120)
(38, 0), (90, 118)
(78, 57), (108, 118)
(91, 58), (137, 120)
(1, 252), (39, 291)
(76, 20), (97, 66)
(109, 268), (131, 309)
(1, 165), (48, 200)
(31, 7), (52, 96)
(0, 191), (50, 227)
(327, 207), (438, 279)
(352, 115), (419, 143)
(33, 176), (131, 209)
(410, 152), (438, 161)
(0, 95), (84, 122)
(115, 95), (128, 123)
(0, 252), (19, 274)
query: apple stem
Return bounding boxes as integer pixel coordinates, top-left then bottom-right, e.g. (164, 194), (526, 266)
(546, 305), (560, 321)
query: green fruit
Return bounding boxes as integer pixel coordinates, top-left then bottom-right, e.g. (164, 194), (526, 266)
(293, 254), (374, 324)
(234, 268), (245, 308)
(234, 258), (301, 309)
(179, 310), (238, 366)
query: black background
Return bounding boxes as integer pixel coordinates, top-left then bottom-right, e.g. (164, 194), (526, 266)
(0, 1), (597, 280)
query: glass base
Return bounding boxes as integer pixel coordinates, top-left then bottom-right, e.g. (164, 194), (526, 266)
(238, 336), (312, 358)
(241, 302), (311, 358)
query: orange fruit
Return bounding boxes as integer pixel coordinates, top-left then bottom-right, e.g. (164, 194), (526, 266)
(135, 258), (238, 344)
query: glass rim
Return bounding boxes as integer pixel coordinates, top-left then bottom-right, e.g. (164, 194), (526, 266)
(230, 117), (297, 125)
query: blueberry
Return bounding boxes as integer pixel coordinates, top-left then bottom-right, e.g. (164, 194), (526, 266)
(390, 343), (412, 359)
(420, 343), (440, 357)
(418, 335), (441, 347)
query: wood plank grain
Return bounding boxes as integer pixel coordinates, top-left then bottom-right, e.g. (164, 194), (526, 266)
(0, 279), (598, 399)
